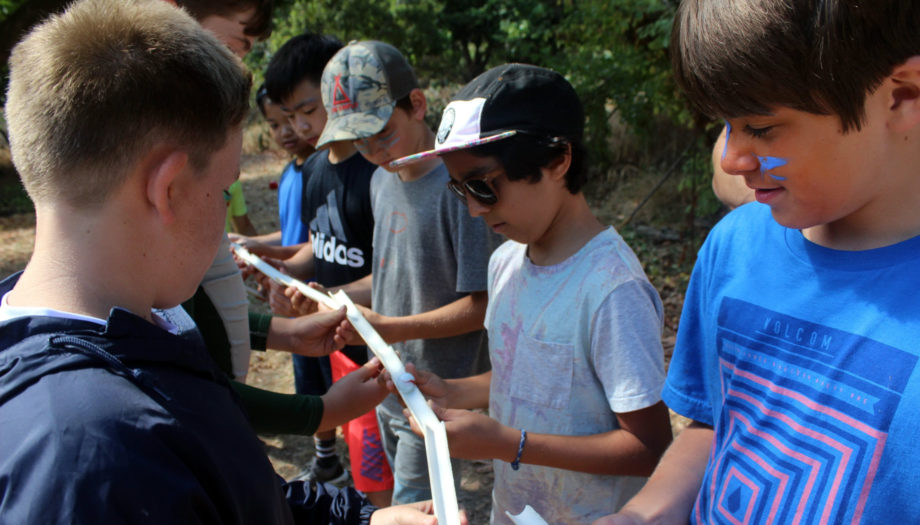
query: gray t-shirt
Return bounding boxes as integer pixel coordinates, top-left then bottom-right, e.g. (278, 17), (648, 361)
(370, 163), (501, 390)
(485, 229), (666, 523)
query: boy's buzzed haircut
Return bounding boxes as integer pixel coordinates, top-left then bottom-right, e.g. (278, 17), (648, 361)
(264, 32), (343, 103)
(672, 0), (920, 132)
(176, 0), (273, 40)
(5, 0), (251, 208)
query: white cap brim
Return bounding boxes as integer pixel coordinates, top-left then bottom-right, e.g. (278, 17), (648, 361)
(389, 98), (517, 169)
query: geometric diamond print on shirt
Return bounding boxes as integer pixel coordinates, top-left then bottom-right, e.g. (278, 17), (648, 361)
(692, 298), (916, 525)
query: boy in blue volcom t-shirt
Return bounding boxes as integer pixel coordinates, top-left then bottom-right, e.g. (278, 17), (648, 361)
(597, 1), (920, 524)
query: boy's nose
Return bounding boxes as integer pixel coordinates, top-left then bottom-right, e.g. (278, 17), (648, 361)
(720, 140), (760, 176)
(294, 115), (311, 132)
(466, 194), (490, 217)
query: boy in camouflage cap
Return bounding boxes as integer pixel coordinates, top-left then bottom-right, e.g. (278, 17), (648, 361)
(290, 40), (502, 505)
(316, 40), (419, 150)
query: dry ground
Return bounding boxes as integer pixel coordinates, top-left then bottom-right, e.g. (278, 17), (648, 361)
(0, 150), (692, 523)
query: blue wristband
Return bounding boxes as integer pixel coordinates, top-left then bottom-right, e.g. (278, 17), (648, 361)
(510, 429), (526, 471)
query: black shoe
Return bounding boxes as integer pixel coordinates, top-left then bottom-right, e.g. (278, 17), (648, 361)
(293, 456), (349, 486)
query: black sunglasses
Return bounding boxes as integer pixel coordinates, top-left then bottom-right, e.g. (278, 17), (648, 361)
(446, 169), (502, 206)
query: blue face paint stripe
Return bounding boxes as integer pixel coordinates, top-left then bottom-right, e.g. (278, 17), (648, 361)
(379, 132), (400, 150)
(356, 131), (401, 154)
(722, 121), (731, 160)
(757, 156), (788, 181)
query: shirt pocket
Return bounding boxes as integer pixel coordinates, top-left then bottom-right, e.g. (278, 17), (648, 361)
(509, 331), (574, 409)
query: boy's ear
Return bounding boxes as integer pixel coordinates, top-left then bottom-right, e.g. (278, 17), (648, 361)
(145, 149), (189, 225)
(544, 144), (573, 184)
(887, 56), (920, 133)
(408, 88), (428, 121)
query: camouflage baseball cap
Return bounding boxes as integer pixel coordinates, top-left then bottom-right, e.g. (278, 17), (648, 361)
(316, 40), (418, 148)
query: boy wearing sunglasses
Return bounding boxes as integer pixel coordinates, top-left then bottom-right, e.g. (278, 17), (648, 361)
(289, 40), (502, 505)
(388, 64), (673, 524)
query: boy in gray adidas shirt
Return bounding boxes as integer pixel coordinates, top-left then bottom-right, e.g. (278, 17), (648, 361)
(288, 40), (501, 505)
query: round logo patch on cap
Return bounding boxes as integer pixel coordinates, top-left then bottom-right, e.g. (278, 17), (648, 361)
(436, 107), (456, 145)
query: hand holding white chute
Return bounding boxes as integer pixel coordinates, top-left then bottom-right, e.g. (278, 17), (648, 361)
(231, 243), (460, 525)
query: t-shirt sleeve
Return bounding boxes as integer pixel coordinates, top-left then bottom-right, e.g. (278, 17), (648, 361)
(446, 193), (501, 293)
(661, 238), (717, 425)
(227, 180), (247, 217)
(231, 380), (324, 435)
(591, 278), (667, 413)
(248, 311), (273, 351)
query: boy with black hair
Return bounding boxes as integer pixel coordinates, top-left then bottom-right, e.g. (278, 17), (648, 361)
(230, 85), (314, 259)
(286, 39), (503, 506)
(388, 63), (672, 524)
(0, 1), (458, 523)
(596, 1), (920, 523)
(258, 32), (394, 501)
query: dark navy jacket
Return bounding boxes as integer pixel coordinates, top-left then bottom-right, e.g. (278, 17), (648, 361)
(0, 274), (374, 524)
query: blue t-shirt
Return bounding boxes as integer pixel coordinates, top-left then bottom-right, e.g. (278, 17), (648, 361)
(278, 160), (307, 247)
(664, 203), (920, 524)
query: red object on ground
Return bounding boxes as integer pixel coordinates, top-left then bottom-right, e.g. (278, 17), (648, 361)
(268, 180), (279, 190)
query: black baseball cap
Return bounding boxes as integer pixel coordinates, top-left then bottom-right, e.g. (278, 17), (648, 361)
(389, 63), (584, 168)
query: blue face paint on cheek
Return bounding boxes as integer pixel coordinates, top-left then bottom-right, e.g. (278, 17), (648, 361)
(756, 156), (788, 181)
(379, 131), (400, 150)
(722, 121), (731, 160)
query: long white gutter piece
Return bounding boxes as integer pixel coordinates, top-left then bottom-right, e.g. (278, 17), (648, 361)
(230, 243), (460, 525)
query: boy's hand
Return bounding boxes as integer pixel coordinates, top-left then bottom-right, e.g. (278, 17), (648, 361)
(284, 282), (325, 316)
(406, 405), (517, 462)
(227, 232), (268, 255)
(285, 307), (355, 356)
(318, 357), (388, 431)
(317, 301), (386, 344)
(228, 236), (270, 281)
(369, 500), (469, 525)
(384, 363), (449, 409)
(267, 280), (300, 317)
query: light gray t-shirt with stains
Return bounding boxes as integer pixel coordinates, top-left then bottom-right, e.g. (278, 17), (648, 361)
(486, 228), (666, 524)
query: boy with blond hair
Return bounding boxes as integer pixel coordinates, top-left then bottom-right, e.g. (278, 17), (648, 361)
(388, 63), (672, 524)
(0, 1), (462, 523)
(597, 1), (920, 523)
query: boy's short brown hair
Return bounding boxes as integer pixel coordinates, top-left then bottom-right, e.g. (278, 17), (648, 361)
(176, 0), (273, 40)
(672, 0), (920, 132)
(5, 0), (251, 207)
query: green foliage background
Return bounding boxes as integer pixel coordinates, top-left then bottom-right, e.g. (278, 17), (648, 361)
(0, 0), (721, 224)
(0, 0), (28, 17)
(246, 0), (719, 221)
